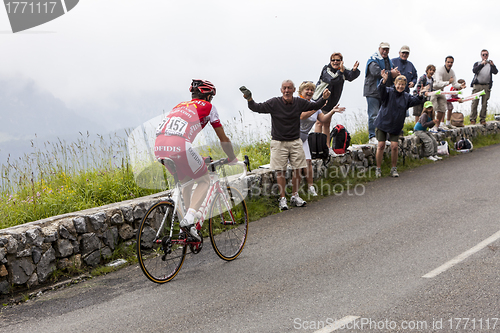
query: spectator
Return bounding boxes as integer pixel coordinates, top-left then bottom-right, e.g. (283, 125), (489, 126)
(240, 81), (330, 210)
(364, 42), (400, 144)
(374, 73), (427, 178)
(392, 45), (418, 117)
(431, 56), (466, 129)
(413, 101), (442, 161)
(313, 52), (359, 151)
(298, 81), (345, 197)
(391, 45), (418, 93)
(470, 49), (498, 125)
(412, 64), (436, 123)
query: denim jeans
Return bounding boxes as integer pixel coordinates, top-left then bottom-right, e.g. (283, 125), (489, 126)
(366, 97), (380, 139)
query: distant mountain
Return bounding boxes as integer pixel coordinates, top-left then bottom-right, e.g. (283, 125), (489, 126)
(0, 74), (107, 163)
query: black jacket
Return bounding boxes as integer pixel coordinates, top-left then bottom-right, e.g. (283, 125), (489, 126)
(471, 61), (498, 89)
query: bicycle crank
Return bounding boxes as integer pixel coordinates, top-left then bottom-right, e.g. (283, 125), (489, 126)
(188, 231), (203, 254)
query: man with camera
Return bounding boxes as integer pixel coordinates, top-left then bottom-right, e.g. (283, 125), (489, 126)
(470, 49), (498, 125)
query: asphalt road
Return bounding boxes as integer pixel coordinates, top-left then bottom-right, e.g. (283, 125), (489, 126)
(1, 144), (500, 333)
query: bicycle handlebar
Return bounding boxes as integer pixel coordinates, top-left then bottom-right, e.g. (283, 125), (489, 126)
(207, 155), (250, 176)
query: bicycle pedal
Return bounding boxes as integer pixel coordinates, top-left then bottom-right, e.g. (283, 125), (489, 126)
(189, 235), (203, 254)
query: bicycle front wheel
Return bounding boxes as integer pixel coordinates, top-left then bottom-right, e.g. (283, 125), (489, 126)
(136, 201), (186, 283)
(209, 186), (249, 261)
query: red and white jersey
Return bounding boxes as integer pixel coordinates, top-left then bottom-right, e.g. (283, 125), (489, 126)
(156, 99), (222, 142)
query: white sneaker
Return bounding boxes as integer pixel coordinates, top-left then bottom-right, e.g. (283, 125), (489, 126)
(180, 218), (201, 241)
(390, 167), (399, 177)
(427, 156), (438, 161)
(368, 137), (378, 145)
(291, 194), (306, 207)
(375, 167), (382, 178)
(278, 197), (288, 211)
(308, 185), (318, 197)
(433, 155), (442, 160)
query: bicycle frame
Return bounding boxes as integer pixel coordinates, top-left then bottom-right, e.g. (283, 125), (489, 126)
(137, 158), (249, 283)
(155, 159), (247, 246)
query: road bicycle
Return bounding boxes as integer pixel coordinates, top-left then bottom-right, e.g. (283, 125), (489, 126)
(136, 156), (249, 283)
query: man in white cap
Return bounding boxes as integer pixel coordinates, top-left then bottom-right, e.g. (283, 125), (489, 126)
(363, 42), (400, 144)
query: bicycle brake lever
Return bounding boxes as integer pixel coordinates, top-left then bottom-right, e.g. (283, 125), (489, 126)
(244, 155), (251, 172)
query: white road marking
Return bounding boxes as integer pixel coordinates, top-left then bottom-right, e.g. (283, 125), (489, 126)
(314, 316), (360, 333)
(423, 230), (500, 278)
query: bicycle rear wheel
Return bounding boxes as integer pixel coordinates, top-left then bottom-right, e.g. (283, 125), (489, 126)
(136, 201), (186, 283)
(209, 186), (248, 261)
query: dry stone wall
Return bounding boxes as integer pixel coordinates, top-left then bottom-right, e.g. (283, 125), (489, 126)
(1, 122), (499, 294)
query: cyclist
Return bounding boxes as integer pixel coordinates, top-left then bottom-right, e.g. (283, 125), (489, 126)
(154, 79), (237, 241)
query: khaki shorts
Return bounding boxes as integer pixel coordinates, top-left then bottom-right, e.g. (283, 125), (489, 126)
(413, 103), (423, 117)
(430, 94), (447, 113)
(375, 128), (400, 142)
(270, 138), (307, 170)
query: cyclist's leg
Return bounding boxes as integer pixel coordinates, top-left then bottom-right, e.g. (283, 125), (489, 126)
(180, 172), (209, 241)
(181, 180), (194, 210)
(187, 172), (210, 212)
(178, 145), (210, 240)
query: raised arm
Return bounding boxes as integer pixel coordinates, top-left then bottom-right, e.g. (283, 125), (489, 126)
(318, 104), (346, 123)
(214, 126), (236, 162)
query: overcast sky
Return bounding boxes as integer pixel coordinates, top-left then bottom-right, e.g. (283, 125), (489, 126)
(1, 0), (500, 143)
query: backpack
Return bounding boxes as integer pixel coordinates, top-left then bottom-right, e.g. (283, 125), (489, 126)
(450, 112), (464, 127)
(307, 132), (329, 160)
(330, 124), (351, 154)
(455, 137), (473, 151)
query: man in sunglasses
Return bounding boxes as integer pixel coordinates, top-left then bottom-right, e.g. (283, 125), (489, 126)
(364, 42), (400, 144)
(470, 49), (498, 125)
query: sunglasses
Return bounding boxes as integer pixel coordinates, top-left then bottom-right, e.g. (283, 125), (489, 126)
(482, 53), (489, 56)
(330, 59), (342, 62)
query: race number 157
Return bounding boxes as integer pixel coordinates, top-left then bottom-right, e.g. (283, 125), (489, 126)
(5, 2), (57, 14)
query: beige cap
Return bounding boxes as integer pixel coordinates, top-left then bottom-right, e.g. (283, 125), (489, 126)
(379, 42), (390, 49)
(400, 45), (410, 53)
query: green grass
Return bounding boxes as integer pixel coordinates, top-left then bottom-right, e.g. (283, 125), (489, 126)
(0, 166), (157, 229)
(1, 108), (499, 229)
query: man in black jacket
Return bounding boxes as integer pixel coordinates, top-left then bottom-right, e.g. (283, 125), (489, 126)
(470, 49), (498, 125)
